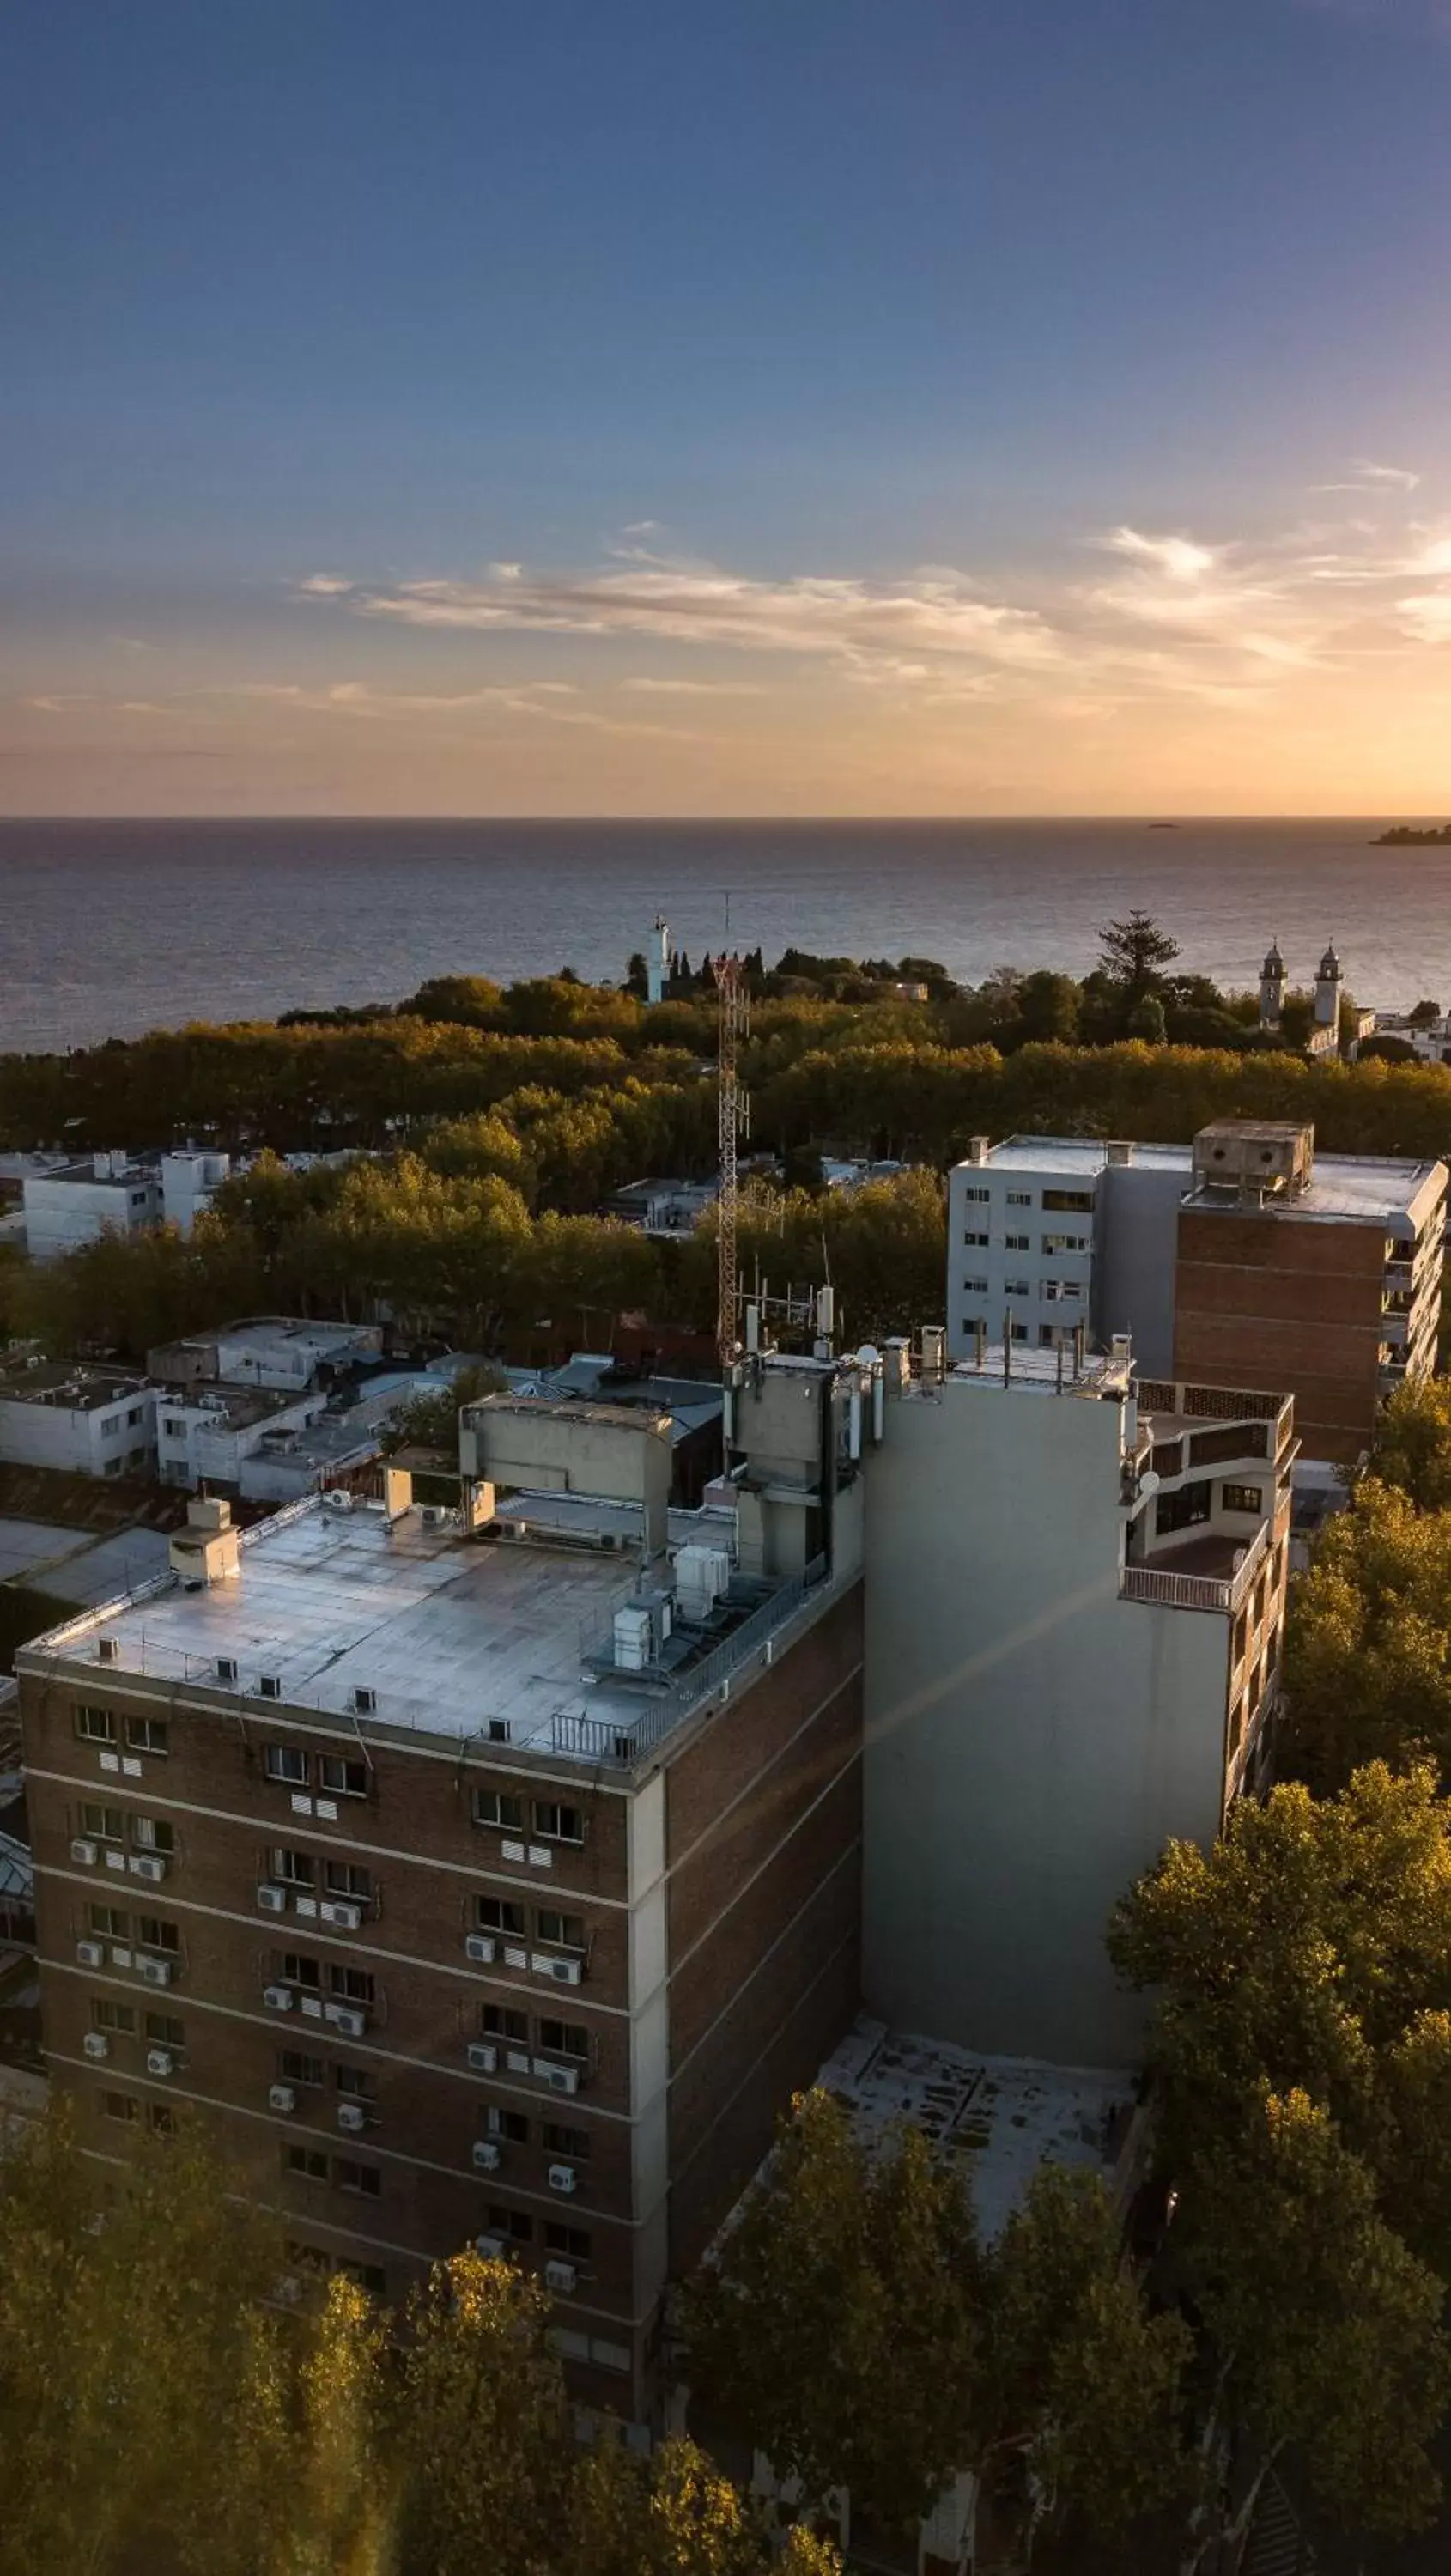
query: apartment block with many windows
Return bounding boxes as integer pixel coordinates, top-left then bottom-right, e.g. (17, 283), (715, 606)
(20, 1372), (869, 2426)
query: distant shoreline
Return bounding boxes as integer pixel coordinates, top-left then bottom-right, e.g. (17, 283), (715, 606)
(1373, 826), (1451, 847)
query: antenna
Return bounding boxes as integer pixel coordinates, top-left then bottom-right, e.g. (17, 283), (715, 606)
(712, 947), (749, 1367)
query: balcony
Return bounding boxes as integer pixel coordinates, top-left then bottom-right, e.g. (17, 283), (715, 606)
(1120, 1523), (1270, 1618)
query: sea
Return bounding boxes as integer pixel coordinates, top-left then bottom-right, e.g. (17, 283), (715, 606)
(1, 816), (1448, 1055)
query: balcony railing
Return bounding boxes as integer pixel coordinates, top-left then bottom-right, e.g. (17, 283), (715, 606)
(1120, 1524), (1270, 1618)
(558, 1557), (834, 1766)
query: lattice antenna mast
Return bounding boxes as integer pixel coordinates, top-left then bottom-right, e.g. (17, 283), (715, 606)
(712, 950), (749, 1364)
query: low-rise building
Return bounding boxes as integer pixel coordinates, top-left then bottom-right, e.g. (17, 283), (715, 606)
(155, 1386), (328, 1491)
(0, 1357), (157, 1480)
(864, 1336), (1292, 2065)
(22, 1153), (163, 1262)
(159, 1151), (231, 1237)
(148, 1318), (384, 1394)
(605, 1178), (719, 1236)
(19, 1358), (871, 2422)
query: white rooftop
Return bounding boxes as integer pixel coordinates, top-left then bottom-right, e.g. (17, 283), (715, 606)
(21, 1492), (811, 1770)
(956, 1133), (1442, 1224)
(811, 2018), (1136, 2241)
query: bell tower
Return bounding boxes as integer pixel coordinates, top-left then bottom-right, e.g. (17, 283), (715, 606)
(1314, 939), (1342, 1031)
(1259, 939), (1285, 1030)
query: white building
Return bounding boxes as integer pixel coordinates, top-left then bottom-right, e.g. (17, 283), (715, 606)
(863, 1337), (1291, 2064)
(950, 1134), (1190, 1375)
(148, 1316), (384, 1394)
(0, 1358), (157, 1479)
(160, 1150), (230, 1237)
(22, 1154), (162, 1262)
(155, 1385), (327, 1491)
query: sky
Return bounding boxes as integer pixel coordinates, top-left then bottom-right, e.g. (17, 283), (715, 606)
(3, 0), (1451, 817)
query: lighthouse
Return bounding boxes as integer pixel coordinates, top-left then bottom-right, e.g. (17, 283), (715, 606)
(647, 915), (670, 1006)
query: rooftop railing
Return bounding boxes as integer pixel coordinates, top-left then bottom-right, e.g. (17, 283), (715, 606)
(1120, 1522), (1270, 1619)
(556, 1557), (833, 1766)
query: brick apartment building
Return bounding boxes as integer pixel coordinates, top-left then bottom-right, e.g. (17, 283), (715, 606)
(18, 1366), (868, 2426)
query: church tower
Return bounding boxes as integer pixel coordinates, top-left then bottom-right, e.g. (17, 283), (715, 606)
(1314, 939), (1342, 1032)
(1259, 939), (1285, 1030)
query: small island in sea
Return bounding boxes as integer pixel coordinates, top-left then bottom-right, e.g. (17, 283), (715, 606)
(1372, 823), (1451, 846)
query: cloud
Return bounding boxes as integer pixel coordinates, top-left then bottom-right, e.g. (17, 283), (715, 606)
(1310, 457), (1422, 493)
(21, 695), (74, 714)
(622, 519), (660, 535)
(620, 677), (766, 696)
(1395, 591), (1451, 643)
(1102, 527), (1219, 581)
(296, 574), (354, 596)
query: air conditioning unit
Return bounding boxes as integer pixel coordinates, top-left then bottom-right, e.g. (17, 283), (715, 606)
(329, 2006), (367, 2038)
(464, 1933), (495, 1965)
(264, 1984), (295, 2012)
(319, 1900), (362, 1930)
(474, 2232), (506, 2259)
(70, 1838), (99, 1867)
(129, 1854), (167, 1884)
(471, 2138), (501, 2171)
(535, 1953), (582, 1986)
(535, 2058), (580, 2096)
(325, 1489), (354, 1513)
(146, 2047), (174, 2077)
(258, 1883), (288, 1913)
(337, 2101), (367, 2134)
(138, 1957), (172, 1988)
(98, 1637), (119, 1665)
(269, 2083), (297, 2113)
(76, 1939), (106, 1968)
(422, 1505), (445, 1528)
(548, 2162), (577, 2195)
(544, 2259), (577, 2295)
(216, 1656), (239, 1683)
(258, 1675), (282, 1700)
(467, 2041), (498, 2074)
(83, 2030), (109, 2060)
(276, 2273), (303, 2305)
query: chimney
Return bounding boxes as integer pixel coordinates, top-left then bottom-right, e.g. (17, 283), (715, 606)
(1106, 1140), (1132, 1166)
(965, 1136), (990, 1165)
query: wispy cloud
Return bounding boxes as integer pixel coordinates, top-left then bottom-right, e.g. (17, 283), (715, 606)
(620, 676), (765, 696)
(1310, 457), (1422, 494)
(1102, 527), (1221, 581)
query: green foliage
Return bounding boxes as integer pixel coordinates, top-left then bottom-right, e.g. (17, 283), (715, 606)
(683, 2087), (1188, 2545)
(1367, 1372), (1451, 1510)
(1096, 909), (1181, 991)
(382, 1360), (510, 1458)
(1281, 1478), (1451, 1789)
(1109, 1764), (1451, 2544)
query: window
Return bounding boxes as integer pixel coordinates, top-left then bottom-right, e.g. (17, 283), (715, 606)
(81, 1802), (124, 1845)
(960, 1316), (983, 1340)
(532, 1801), (584, 1845)
(131, 1815), (174, 1856)
(100, 1413), (121, 1437)
(1005, 1280), (1031, 1297)
(1003, 1232), (1029, 1251)
(129, 1192), (148, 1210)
(270, 1848), (316, 1886)
(477, 1896), (526, 1936)
(962, 1230), (989, 1247)
(76, 1705), (116, 1745)
(285, 2145), (329, 2182)
(334, 2064), (375, 2099)
(1156, 1481), (1212, 1538)
(329, 1965), (374, 2006)
(1042, 1187), (1094, 1212)
(472, 1789), (525, 1832)
(485, 2106), (530, 2143)
(487, 2204), (533, 2242)
(280, 2050), (325, 2088)
(103, 1459), (124, 1479)
(325, 1859), (372, 1900)
(126, 1406), (143, 1428)
(544, 2222), (592, 2261)
(136, 1916), (179, 1955)
(144, 2013), (185, 2050)
(334, 2158), (381, 2197)
(147, 2102), (175, 2135)
(536, 1909), (586, 1952)
(961, 1184), (990, 1202)
(104, 2092), (138, 2123)
(1042, 1280), (1081, 1303)
(318, 1753), (367, 1800)
(92, 1998), (136, 2036)
(1041, 1233), (1088, 1255)
(1222, 1483), (1265, 1516)
(264, 1744), (308, 1786)
(336, 2259), (387, 2296)
(163, 1416), (187, 1439)
(538, 2017), (588, 2060)
(483, 2004), (528, 2043)
(962, 1276), (987, 1296)
(282, 1952), (322, 1990)
(126, 1716), (168, 1756)
(1008, 1321), (1029, 1342)
(543, 2122), (591, 2161)
(89, 1903), (129, 1939)
(1005, 1190), (1032, 1206)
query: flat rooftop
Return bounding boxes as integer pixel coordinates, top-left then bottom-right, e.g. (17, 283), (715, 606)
(21, 1493), (819, 1769)
(959, 1134), (1443, 1225)
(0, 1364), (150, 1413)
(922, 1345), (1133, 1399)
(1186, 1151), (1443, 1226)
(955, 1136), (1189, 1177)
(811, 2018), (1136, 2242)
(170, 1385), (310, 1429)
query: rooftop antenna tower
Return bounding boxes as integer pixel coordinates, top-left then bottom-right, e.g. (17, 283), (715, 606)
(712, 924), (749, 1366)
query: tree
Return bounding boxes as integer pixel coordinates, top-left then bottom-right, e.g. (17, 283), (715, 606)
(1279, 1479), (1451, 1789)
(1126, 993), (1166, 1044)
(392, 2249), (571, 2576)
(1409, 998), (1441, 1027)
(682, 2088), (983, 2537)
(564, 2439), (841, 2576)
(1368, 1375), (1451, 1510)
(382, 1360), (510, 1458)
(1097, 911), (1180, 992)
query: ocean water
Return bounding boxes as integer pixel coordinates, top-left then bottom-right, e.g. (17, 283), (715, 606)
(1, 817), (1448, 1054)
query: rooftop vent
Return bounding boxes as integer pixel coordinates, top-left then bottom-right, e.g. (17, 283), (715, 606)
(353, 1686), (377, 1716)
(258, 1675), (282, 1701)
(97, 1636), (119, 1665)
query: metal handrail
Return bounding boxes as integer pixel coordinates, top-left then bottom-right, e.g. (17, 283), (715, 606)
(557, 1558), (833, 1765)
(1120, 1522), (1269, 1618)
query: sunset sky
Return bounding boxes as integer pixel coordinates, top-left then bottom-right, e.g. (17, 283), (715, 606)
(4, 0), (1451, 816)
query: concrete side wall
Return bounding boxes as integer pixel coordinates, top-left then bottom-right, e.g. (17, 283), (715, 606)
(1095, 1164), (1184, 1375)
(0, 1391), (155, 1478)
(862, 1384), (1229, 2064)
